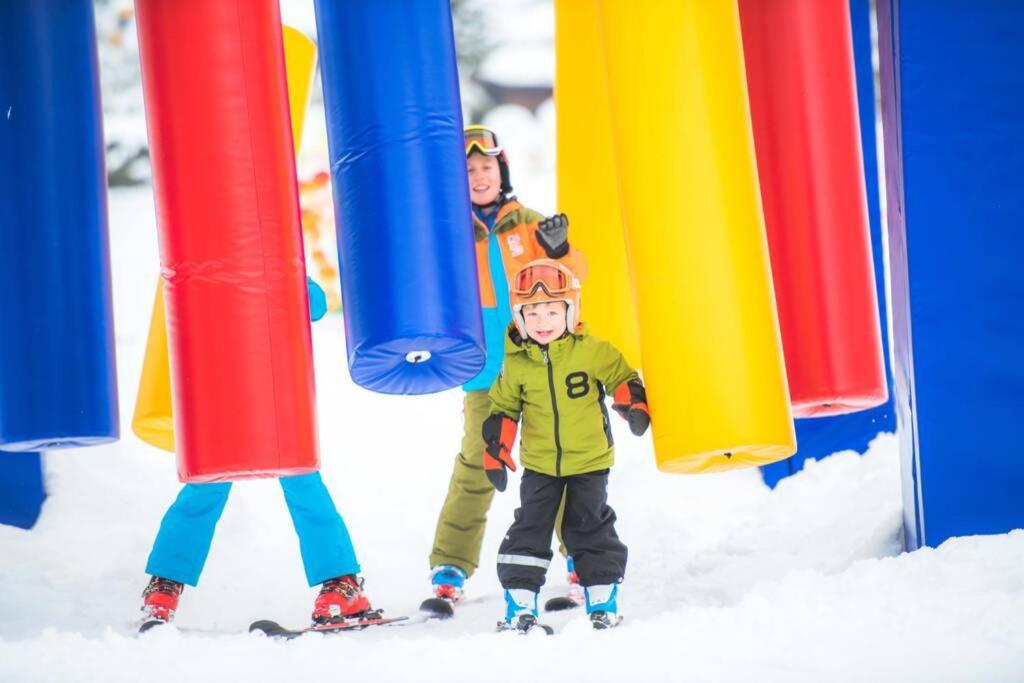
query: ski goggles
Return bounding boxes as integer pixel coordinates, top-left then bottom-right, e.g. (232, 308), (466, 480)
(512, 263), (575, 298)
(465, 125), (504, 157)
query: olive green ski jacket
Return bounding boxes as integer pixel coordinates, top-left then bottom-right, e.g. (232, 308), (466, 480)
(488, 324), (639, 477)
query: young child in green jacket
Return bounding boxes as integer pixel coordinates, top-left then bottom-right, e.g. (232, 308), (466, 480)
(482, 259), (651, 631)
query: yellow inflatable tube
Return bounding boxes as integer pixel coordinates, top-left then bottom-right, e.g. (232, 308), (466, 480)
(132, 26), (318, 452)
(597, 0), (795, 473)
(554, 0), (640, 369)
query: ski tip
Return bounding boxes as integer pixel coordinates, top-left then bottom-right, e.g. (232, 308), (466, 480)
(138, 620), (167, 634)
(249, 619), (285, 635)
(543, 596), (581, 612)
(419, 598), (455, 619)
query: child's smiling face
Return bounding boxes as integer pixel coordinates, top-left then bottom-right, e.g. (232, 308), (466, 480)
(522, 301), (568, 344)
(467, 151), (502, 206)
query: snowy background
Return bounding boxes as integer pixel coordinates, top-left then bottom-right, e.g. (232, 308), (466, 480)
(2, 2), (1023, 682)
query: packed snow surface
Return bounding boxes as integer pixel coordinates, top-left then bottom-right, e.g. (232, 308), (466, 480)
(1, 189), (1022, 683)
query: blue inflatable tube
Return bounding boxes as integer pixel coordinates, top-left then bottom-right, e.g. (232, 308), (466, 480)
(0, 0), (119, 450)
(313, 0), (485, 395)
(0, 452), (45, 529)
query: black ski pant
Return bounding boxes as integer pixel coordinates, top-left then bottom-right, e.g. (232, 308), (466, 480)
(497, 468), (627, 593)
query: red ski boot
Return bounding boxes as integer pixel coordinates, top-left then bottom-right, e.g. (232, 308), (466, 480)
(140, 576), (184, 628)
(311, 575), (373, 625)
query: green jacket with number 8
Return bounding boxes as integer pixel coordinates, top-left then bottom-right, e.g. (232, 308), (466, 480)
(487, 324), (642, 478)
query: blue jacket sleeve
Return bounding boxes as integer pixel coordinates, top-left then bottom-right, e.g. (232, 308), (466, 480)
(307, 277), (327, 322)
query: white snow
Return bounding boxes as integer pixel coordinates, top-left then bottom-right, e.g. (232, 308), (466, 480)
(1, 189), (1022, 682)
(3, 4), (1023, 678)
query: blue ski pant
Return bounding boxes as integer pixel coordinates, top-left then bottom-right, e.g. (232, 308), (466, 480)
(145, 472), (360, 587)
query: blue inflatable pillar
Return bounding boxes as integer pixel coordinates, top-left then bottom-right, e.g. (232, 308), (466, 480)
(761, 0), (895, 489)
(0, 452), (45, 529)
(313, 0), (485, 395)
(0, 0), (119, 450)
(878, 0), (1024, 549)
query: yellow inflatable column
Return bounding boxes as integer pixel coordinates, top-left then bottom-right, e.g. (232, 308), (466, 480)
(554, 0), (640, 368)
(132, 282), (176, 450)
(597, 0), (795, 473)
(282, 25), (318, 153)
(131, 26), (319, 451)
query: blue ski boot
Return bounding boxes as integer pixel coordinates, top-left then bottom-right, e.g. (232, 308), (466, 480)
(498, 589), (551, 634)
(584, 584), (622, 629)
(430, 564), (467, 604)
(419, 564), (468, 619)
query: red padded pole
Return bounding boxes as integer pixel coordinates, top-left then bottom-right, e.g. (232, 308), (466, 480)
(135, 0), (318, 481)
(740, 0), (887, 417)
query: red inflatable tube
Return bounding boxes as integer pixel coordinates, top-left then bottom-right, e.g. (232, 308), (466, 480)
(740, 0), (887, 418)
(135, 0), (319, 481)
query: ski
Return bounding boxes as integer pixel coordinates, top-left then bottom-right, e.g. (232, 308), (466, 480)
(419, 597), (455, 620)
(249, 612), (408, 639)
(138, 619), (167, 634)
(543, 596), (580, 613)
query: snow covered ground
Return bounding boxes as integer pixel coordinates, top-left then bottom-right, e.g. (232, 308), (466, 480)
(1, 186), (1022, 682)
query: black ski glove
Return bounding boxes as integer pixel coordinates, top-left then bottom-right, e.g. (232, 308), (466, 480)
(482, 413), (518, 492)
(536, 213), (570, 259)
(612, 379), (651, 437)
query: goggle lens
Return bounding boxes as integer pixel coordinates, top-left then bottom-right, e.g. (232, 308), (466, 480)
(465, 127), (502, 156)
(512, 264), (571, 297)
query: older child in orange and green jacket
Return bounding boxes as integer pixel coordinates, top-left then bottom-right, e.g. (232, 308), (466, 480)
(427, 126), (587, 605)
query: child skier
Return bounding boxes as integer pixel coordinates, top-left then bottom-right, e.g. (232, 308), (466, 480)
(426, 126), (588, 613)
(139, 278), (377, 631)
(482, 259), (650, 631)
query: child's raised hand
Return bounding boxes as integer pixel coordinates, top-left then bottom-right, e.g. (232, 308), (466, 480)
(536, 213), (569, 258)
(612, 379), (651, 437)
(481, 413), (518, 491)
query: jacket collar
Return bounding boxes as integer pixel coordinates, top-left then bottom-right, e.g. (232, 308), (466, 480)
(473, 196), (522, 241)
(505, 323), (586, 363)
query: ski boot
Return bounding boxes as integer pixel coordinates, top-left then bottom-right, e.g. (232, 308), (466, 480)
(430, 564), (467, 604)
(567, 556), (585, 606)
(420, 564), (467, 619)
(584, 584), (622, 630)
(311, 575), (375, 625)
(498, 589), (552, 635)
(139, 576), (184, 632)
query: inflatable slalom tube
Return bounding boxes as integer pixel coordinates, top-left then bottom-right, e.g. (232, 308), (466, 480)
(0, 451), (45, 530)
(0, 0), (119, 451)
(136, 0), (318, 482)
(131, 26), (319, 454)
(313, 0), (485, 395)
(598, 0), (795, 473)
(740, 0), (887, 418)
(554, 0), (641, 369)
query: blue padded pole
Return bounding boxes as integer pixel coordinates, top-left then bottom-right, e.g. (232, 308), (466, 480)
(313, 0), (485, 395)
(0, 0), (119, 451)
(878, 0), (1024, 549)
(761, 0), (895, 489)
(0, 452), (45, 529)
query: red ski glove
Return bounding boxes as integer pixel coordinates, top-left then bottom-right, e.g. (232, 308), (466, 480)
(482, 413), (518, 492)
(612, 379), (651, 436)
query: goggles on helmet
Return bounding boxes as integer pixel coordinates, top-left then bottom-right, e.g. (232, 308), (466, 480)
(509, 260), (582, 338)
(512, 262), (574, 299)
(465, 125), (504, 158)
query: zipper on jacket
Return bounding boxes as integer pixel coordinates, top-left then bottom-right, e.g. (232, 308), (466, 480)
(543, 348), (564, 477)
